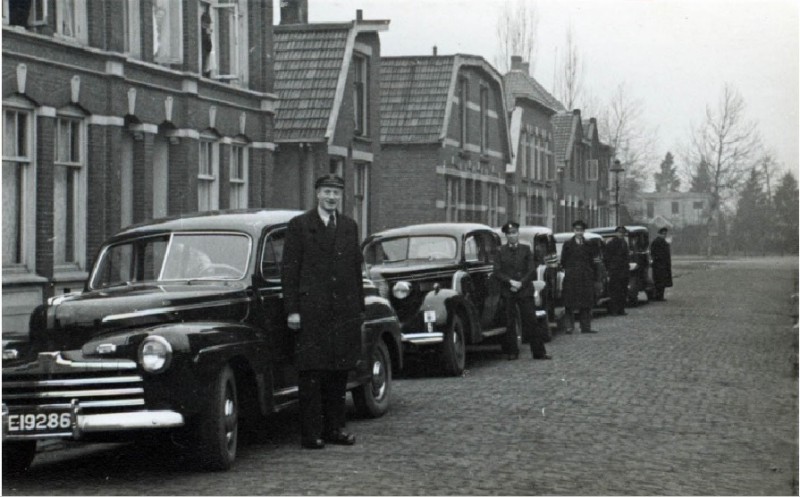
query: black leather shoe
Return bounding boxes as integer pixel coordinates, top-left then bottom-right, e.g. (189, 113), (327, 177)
(533, 354), (552, 360)
(581, 329), (598, 334)
(302, 438), (325, 449)
(323, 430), (355, 446)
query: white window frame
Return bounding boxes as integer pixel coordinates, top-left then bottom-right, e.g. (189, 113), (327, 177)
(124, 0), (142, 58)
(518, 132), (527, 179)
(198, 137), (219, 211)
(153, 0), (183, 65)
(202, 0), (246, 83)
(353, 53), (369, 136)
(446, 176), (460, 222)
(2, 100), (36, 273)
(53, 111), (87, 271)
(55, 0), (87, 43)
(229, 142), (248, 209)
(459, 78), (469, 149)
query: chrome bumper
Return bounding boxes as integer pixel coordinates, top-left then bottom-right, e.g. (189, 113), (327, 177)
(2, 402), (184, 441)
(401, 332), (444, 345)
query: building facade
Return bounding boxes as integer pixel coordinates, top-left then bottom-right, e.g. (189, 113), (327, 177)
(376, 53), (512, 231)
(2, 0), (277, 332)
(271, 9), (388, 240)
(635, 191), (713, 229)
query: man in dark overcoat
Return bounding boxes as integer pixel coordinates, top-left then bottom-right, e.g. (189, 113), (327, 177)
(605, 226), (630, 316)
(281, 174), (365, 449)
(493, 222), (551, 360)
(560, 219), (599, 333)
(650, 227), (673, 301)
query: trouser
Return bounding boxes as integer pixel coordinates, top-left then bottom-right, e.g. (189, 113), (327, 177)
(298, 369), (348, 441)
(654, 284), (666, 300)
(565, 307), (592, 332)
(504, 296), (547, 358)
(608, 273), (628, 314)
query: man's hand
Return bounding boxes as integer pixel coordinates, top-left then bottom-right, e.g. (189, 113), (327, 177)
(510, 280), (522, 292)
(287, 313), (301, 330)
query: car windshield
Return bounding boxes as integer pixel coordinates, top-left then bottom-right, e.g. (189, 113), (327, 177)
(364, 236), (458, 265)
(90, 232), (251, 288)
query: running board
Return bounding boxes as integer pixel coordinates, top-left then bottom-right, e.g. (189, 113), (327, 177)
(481, 327), (507, 338)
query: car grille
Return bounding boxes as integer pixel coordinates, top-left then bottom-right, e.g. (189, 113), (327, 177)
(3, 371), (145, 415)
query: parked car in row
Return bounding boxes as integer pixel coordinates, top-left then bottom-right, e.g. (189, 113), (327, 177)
(362, 223), (547, 376)
(2, 209), (403, 473)
(588, 226), (656, 305)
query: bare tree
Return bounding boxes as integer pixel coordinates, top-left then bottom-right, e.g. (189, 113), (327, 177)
(554, 23), (583, 110)
(494, 0), (540, 74)
(596, 82), (659, 207)
(686, 83), (761, 255)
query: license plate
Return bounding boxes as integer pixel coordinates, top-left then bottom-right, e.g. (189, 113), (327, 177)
(423, 310), (436, 323)
(6, 407), (74, 436)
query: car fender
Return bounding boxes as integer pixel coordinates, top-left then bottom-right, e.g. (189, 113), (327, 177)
(420, 289), (481, 344)
(363, 295), (404, 373)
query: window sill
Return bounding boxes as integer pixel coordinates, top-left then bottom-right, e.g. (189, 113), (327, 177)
(2, 269), (48, 286)
(52, 269), (89, 284)
(353, 135), (372, 145)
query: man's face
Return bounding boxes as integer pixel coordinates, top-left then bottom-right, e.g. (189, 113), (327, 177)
(615, 230), (626, 238)
(506, 229), (520, 245)
(573, 227), (585, 237)
(317, 186), (342, 213)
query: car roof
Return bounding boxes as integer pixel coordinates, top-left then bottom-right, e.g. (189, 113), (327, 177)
(367, 223), (495, 240)
(492, 225), (553, 237)
(588, 225), (648, 235)
(553, 231), (602, 242)
(109, 209), (305, 241)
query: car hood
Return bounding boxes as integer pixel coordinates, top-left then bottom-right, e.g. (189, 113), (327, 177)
(368, 261), (460, 280)
(24, 283), (251, 354)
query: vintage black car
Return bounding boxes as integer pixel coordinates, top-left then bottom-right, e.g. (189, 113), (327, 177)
(362, 223), (546, 376)
(2, 209), (402, 473)
(493, 225), (559, 337)
(553, 231), (610, 310)
(588, 225), (656, 305)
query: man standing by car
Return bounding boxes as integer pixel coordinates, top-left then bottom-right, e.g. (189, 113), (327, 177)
(282, 174), (364, 449)
(561, 220), (599, 334)
(605, 226), (630, 316)
(650, 227), (673, 301)
(494, 222), (551, 361)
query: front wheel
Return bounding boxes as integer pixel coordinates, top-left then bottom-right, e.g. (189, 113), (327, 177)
(192, 364), (238, 471)
(2, 441), (36, 475)
(441, 313), (466, 376)
(353, 340), (392, 418)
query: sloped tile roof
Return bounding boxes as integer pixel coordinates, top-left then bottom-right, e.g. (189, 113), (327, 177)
(503, 70), (564, 113)
(552, 112), (576, 161)
(273, 24), (351, 142)
(380, 56), (455, 144)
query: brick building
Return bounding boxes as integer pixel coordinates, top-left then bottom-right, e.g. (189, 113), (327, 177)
(2, 0), (277, 332)
(271, 8), (388, 240)
(502, 56), (562, 229)
(376, 52), (512, 231)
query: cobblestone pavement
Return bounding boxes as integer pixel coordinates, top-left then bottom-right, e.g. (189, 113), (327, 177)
(4, 257), (798, 495)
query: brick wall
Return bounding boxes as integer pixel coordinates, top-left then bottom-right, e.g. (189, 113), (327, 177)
(374, 144), (441, 231)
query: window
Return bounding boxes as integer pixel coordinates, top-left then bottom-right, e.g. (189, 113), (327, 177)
(587, 159), (598, 181)
(200, 0), (247, 82)
(446, 176), (460, 222)
(479, 87), (488, 153)
(693, 201), (704, 209)
(459, 78), (469, 148)
(54, 114), (86, 269)
(55, 0), (87, 42)
(353, 162), (369, 238)
(124, 0), (141, 58)
(261, 229), (285, 280)
(647, 201), (654, 218)
(229, 143), (248, 209)
(526, 134), (533, 179)
(671, 201), (679, 214)
(198, 138), (219, 211)
(546, 141), (555, 181)
(518, 133), (527, 178)
(3, 0), (46, 27)
(353, 54), (368, 136)
(2, 105), (35, 270)
(487, 183), (499, 226)
(153, 0), (182, 64)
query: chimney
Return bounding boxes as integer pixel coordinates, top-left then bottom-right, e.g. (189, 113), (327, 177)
(356, 9), (362, 21)
(280, 0), (308, 25)
(510, 55), (523, 70)
(590, 117), (596, 124)
(433, 45), (438, 56)
(573, 109), (581, 116)
(521, 62), (530, 75)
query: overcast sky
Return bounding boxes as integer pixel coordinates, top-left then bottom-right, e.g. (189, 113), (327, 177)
(296, 0), (798, 187)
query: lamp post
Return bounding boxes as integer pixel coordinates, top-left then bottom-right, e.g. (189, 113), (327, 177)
(610, 159), (625, 225)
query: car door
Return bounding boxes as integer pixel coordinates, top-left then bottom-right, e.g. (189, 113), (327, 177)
(255, 225), (298, 404)
(464, 230), (502, 328)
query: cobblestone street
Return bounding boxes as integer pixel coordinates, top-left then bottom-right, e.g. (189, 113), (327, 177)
(4, 256), (798, 496)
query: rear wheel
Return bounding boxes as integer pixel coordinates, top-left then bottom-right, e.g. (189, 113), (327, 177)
(353, 340), (392, 418)
(2, 441), (36, 476)
(192, 365), (238, 471)
(441, 313), (466, 376)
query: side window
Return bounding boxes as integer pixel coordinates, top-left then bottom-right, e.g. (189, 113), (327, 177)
(261, 228), (285, 279)
(464, 235), (478, 262)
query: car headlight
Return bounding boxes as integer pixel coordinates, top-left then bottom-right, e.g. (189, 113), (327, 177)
(392, 281), (412, 299)
(139, 335), (172, 373)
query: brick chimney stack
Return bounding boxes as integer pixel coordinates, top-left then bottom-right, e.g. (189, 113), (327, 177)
(356, 9), (363, 20)
(433, 45), (438, 56)
(511, 55), (523, 70)
(521, 62), (530, 75)
(280, 0), (308, 25)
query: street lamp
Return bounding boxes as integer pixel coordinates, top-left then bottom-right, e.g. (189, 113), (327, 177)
(610, 159), (625, 225)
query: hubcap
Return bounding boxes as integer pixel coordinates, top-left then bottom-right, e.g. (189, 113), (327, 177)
(224, 386), (237, 449)
(371, 358), (386, 399)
